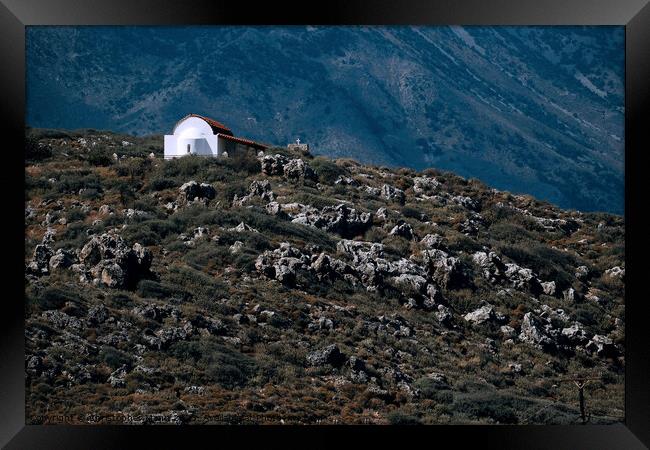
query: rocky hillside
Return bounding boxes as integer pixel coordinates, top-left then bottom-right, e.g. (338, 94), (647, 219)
(25, 129), (625, 425)
(26, 26), (624, 214)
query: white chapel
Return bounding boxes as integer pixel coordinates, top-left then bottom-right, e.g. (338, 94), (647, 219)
(164, 114), (267, 159)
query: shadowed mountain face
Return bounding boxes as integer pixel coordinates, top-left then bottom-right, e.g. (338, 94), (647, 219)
(26, 26), (624, 214)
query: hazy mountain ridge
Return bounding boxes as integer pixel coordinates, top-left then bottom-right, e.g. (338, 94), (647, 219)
(26, 26), (624, 213)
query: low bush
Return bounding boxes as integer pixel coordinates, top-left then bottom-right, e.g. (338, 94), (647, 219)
(451, 391), (523, 424)
(99, 346), (133, 369)
(30, 287), (83, 312)
(311, 157), (348, 185)
(387, 410), (421, 425)
(169, 338), (258, 389)
(87, 149), (113, 167)
(25, 135), (52, 161)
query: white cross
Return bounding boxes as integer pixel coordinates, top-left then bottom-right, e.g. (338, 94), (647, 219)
(296, 138), (301, 145)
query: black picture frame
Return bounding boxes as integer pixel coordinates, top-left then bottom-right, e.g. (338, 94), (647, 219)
(2, 1), (648, 448)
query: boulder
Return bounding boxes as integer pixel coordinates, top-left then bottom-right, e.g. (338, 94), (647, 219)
(107, 365), (128, 387)
(562, 288), (576, 303)
(504, 263), (543, 295)
(435, 305), (453, 325)
(229, 222), (259, 233)
(575, 265), (590, 281)
(518, 312), (555, 350)
(98, 261), (126, 288)
(41, 228), (56, 245)
(541, 281), (556, 296)
(249, 180), (274, 201)
(472, 251), (507, 284)
(49, 249), (76, 271)
(464, 304), (505, 325)
(132, 304), (177, 322)
(265, 202), (288, 218)
(412, 176), (440, 194)
(234, 180), (275, 206)
(500, 325), (516, 339)
(381, 184), (406, 204)
(306, 344), (346, 367)
(375, 207), (389, 222)
(229, 241), (244, 254)
(387, 273), (428, 295)
(334, 176), (359, 186)
(605, 266), (625, 280)
(41, 310), (83, 331)
(259, 154), (289, 176)
(87, 304), (109, 325)
(78, 233), (152, 289)
(585, 335), (618, 358)
(561, 322), (590, 345)
(284, 158), (317, 181)
(451, 195), (479, 211)
(423, 249), (466, 290)
(420, 234), (446, 250)
(389, 221), (415, 240)
(178, 181), (216, 204)
(150, 322), (194, 350)
(337, 240), (384, 264)
(255, 243), (310, 286)
(291, 204), (372, 238)
(27, 244), (54, 276)
(538, 304), (570, 325)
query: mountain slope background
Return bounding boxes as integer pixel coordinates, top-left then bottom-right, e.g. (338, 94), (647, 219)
(26, 26), (624, 214)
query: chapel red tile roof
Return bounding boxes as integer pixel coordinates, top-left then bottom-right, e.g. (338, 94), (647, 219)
(218, 133), (268, 150)
(180, 113), (233, 136)
(176, 113), (267, 149)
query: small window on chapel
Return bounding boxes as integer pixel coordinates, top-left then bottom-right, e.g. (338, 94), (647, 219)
(187, 144), (191, 153)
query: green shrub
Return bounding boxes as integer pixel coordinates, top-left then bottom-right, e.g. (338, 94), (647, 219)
(488, 222), (536, 245)
(99, 346), (133, 369)
(451, 391), (526, 424)
(56, 172), (103, 195)
(114, 157), (150, 178)
(121, 218), (182, 246)
(498, 243), (577, 290)
(402, 206), (423, 220)
(185, 244), (231, 271)
(31, 287), (82, 311)
(161, 265), (227, 306)
(311, 157), (348, 185)
(413, 377), (452, 401)
(146, 177), (179, 192)
(25, 135), (52, 161)
(169, 339), (258, 389)
(136, 279), (181, 300)
(87, 149), (113, 166)
(225, 148), (262, 175)
(387, 410), (422, 425)
(219, 180), (249, 203)
(66, 209), (87, 223)
(53, 222), (89, 250)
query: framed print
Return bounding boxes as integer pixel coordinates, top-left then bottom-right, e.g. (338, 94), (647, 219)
(2, 0), (649, 448)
